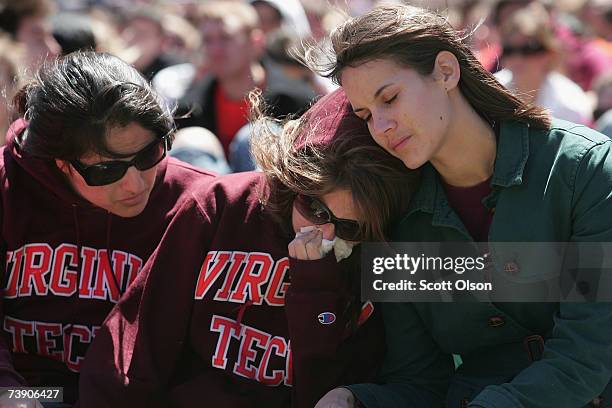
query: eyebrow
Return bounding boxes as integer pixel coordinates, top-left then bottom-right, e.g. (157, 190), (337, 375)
(352, 83), (394, 114)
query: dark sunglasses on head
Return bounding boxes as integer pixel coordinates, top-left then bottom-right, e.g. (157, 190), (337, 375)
(502, 42), (548, 58)
(70, 135), (168, 186)
(294, 194), (362, 241)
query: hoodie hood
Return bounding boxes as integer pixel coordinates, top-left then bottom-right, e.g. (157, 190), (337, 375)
(293, 88), (376, 151)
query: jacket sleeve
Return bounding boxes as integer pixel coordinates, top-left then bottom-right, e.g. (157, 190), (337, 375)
(346, 302), (453, 408)
(470, 140), (612, 407)
(0, 182), (27, 387)
(78, 197), (214, 407)
(285, 254), (387, 408)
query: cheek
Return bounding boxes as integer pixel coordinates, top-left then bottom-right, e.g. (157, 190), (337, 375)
(141, 167), (158, 187)
(420, 88), (451, 128)
(367, 124), (387, 149)
(291, 205), (311, 235)
(78, 184), (112, 209)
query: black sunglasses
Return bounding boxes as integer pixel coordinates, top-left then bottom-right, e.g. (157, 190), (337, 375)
(70, 136), (168, 186)
(502, 42), (548, 58)
(294, 194), (362, 241)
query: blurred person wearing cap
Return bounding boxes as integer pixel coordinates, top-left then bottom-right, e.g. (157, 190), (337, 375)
(78, 88), (419, 408)
(495, 1), (593, 125)
(563, 0), (612, 91)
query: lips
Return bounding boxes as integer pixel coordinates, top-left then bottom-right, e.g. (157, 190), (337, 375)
(391, 135), (411, 151)
(119, 191), (147, 205)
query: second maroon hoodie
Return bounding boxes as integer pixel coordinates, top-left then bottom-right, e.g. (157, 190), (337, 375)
(78, 171), (385, 408)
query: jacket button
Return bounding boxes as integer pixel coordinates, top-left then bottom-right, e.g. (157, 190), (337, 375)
(590, 396), (604, 408)
(482, 253), (493, 281)
(488, 316), (505, 328)
(504, 261), (520, 275)
(490, 207), (496, 214)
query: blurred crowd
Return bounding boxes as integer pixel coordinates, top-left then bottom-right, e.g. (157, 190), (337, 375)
(0, 0), (610, 174)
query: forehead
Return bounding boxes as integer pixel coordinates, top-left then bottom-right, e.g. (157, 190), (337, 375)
(201, 16), (247, 36)
(17, 15), (51, 37)
(341, 59), (419, 104)
(81, 123), (155, 161)
(320, 189), (358, 220)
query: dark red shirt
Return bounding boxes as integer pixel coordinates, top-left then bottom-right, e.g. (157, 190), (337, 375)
(442, 178), (493, 242)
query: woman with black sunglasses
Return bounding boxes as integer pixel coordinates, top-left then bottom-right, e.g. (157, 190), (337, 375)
(78, 88), (420, 408)
(0, 51), (214, 406)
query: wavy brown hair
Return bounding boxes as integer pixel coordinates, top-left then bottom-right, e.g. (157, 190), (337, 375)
(249, 90), (419, 242)
(302, 5), (551, 129)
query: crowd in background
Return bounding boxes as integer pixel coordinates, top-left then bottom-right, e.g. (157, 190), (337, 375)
(0, 0), (610, 174)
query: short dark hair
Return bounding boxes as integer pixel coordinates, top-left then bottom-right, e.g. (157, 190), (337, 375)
(15, 51), (175, 161)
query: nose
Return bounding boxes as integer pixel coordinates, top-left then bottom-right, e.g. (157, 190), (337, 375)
(370, 114), (395, 140)
(119, 166), (146, 194)
(319, 223), (336, 241)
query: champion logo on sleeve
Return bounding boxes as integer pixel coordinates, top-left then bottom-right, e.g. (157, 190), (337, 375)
(318, 312), (336, 325)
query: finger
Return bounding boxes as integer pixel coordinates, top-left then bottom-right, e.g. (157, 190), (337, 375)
(288, 241), (296, 259)
(290, 229), (320, 250)
(290, 239), (310, 260)
(294, 228), (320, 242)
(305, 230), (324, 260)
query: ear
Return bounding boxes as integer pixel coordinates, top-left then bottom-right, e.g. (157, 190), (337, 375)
(55, 159), (71, 176)
(433, 51), (460, 92)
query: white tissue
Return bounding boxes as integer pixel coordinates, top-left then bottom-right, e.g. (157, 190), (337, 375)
(298, 226), (355, 262)
(332, 238), (355, 262)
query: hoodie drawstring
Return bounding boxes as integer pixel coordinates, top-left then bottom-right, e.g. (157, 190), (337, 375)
(234, 300), (254, 335)
(105, 213), (122, 296)
(63, 204), (83, 364)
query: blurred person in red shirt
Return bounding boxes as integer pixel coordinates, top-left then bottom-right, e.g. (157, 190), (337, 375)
(174, 1), (315, 158)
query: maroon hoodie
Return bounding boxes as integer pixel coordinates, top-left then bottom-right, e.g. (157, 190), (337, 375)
(0, 120), (215, 403)
(78, 171), (385, 408)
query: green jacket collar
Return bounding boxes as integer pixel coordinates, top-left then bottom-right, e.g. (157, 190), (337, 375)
(405, 120), (530, 219)
(491, 120), (530, 188)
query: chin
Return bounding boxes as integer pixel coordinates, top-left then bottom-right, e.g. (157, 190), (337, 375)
(401, 157), (426, 170)
(113, 203), (148, 218)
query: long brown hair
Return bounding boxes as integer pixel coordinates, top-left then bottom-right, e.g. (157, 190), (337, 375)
(249, 89), (419, 242)
(303, 5), (551, 129)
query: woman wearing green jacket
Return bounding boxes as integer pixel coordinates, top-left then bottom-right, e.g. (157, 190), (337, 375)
(307, 4), (612, 408)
